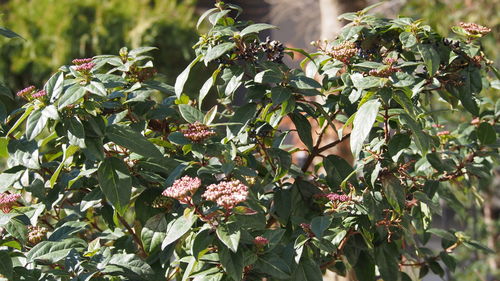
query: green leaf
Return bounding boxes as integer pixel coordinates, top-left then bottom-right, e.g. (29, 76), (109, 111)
(418, 44), (440, 76)
(0, 27), (22, 38)
(289, 112), (313, 151)
(45, 72), (65, 102)
(204, 105), (218, 125)
(6, 105), (34, 136)
(351, 73), (382, 90)
(178, 104), (204, 123)
(141, 213), (168, 254)
(399, 114), (430, 155)
(197, 8), (218, 29)
(387, 134), (410, 157)
(216, 222), (241, 253)
(477, 122), (496, 145)
(427, 228), (456, 242)
(351, 99), (380, 158)
(25, 108), (48, 141)
(290, 76), (322, 90)
(48, 221), (88, 241)
(102, 253), (154, 278)
(399, 32), (417, 48)
(162, 209), (196, 248)
(354, 251), (376, 281)
(175, 55), (202, 98)
(5, 218), (28, 244)
(106, 124), (162, 158)
(271, 87), (292, 106)
(311, 216), (332, 238)
(204, 43), (236, 64)
(324, 155), (356, 188)
(381, 175), (405, 214)
(49, 144), (79, 188)
(64, 117), (86, 148)
(84, 81), (107, 97)
(27, 238), (86, 263)
(219, 245), (244, 281)
(0, 137), (8, 158)
(255, 254), (291, 279)
(375, 245), (400, 281)
(0, 251), (13, 280)
(393, 90), (415, 117)
(97, 157), (132, 215)
(293, 258), (323, 281)
(240, 23), (277, 37)
(58, 84), (86, 109)
(426, 152), (447, 173)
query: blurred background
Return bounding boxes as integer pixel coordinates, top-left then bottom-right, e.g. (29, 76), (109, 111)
(0, 0), (498, 280)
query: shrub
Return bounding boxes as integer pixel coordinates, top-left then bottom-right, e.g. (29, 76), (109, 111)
(0, 2), (498, 280)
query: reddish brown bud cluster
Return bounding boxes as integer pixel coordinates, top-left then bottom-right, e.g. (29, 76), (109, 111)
(72, 58), (93, 65)
(0, 193), (20, 213)
(126, 65), (157, 83)
(27, 225), (48, 244)
(299, 223), (315, 237)
(326, 41), (358, 64)
(75, 62), (96, 72)
(459, 22), (491, 35)
(369, 66), (399, 77)
(182, 122), (216, 142)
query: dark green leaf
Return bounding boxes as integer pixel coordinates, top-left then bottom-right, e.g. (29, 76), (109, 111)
(399, 32), (417, 48)
(311, 216), (332, 238)
(293, 258), (323, 281)
(289, 112), (313, 151)
(216, 222), (241, 253)
(399, 114), (430, 155)
(0, 251), (13, 280)
(381, 175), (405, 214)
(240, 23), (277, 37)
(48, 221), (87, 241)
(255, 254), (291, 279)
(477, 122), (496, 145)
(0, 27), (22, 38)
(175, 55), (202, 98)
(101, 253), (154, 278)
(178, 104), (204, 123)
(387, 134), (410, 156)
(418, 44), (440, 76)
(97, 157), (132, 215)
(106, 124), (162, 158)
(141, 213), (168, 254)
(204, 43), (236, 64)
(27, 238), (86, 263)
(58, 84), (86, 109)
(219, 245), (244, 281)
(162, 209), (196, 248)
(45, 72), (64, 102)
(25, 108), (48, 141)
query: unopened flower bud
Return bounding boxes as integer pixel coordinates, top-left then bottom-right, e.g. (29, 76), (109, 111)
(0, 193), (21, 213)
(27, 225), (48, 244)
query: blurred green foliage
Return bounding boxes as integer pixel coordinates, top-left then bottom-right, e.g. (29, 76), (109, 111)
(0, 0), (201, 92)
(402, 0), (499, 64)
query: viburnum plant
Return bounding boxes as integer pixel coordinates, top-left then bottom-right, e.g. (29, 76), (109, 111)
(0, 2), (499, 280)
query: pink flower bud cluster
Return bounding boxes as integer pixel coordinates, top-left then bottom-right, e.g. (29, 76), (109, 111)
(383, 57), (397, 65)
(182, 122), (216, 142)
(202, 180), (248, 210)
(75, 62), (96, 72)
(31, 90), (47, 98)
(253, 236), (269, 246)
(28, 225), (48, 244)
(437, 130), (450, 136)
(326, 193), (350, 202)
(326, 41), (358, 64)
(16, 85), (36, 97)
(459, 22), (491, 35)
(72, 58), (93, 65)
(162, 176), (201, 204)
(0, 193), (21, 213)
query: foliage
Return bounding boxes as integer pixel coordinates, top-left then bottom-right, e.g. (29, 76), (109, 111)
(0, 2), (499, 280)
(0, 0), (200, 94)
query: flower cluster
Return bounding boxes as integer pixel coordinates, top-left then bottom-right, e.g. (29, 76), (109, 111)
(369, 66), (399, 77)
(202, 180), (248, 209)
(437, 130), (450, 136)
(326, 193), (350, 202)
(31, 90), (47, 99)
(0, 193), (21, 213)
(260, 37), (285, 63)
(162, 176), (201, 204)
(75, 62), (96, 72)
(182, 122), (216, 142)
(16, 85), (36, 98)
(253, 236), (269, 246)
(72, 58), (93, 65)
(459, 22), (491, 36)
(326, 41), (358, 64)
(27, 225), (48, 244)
